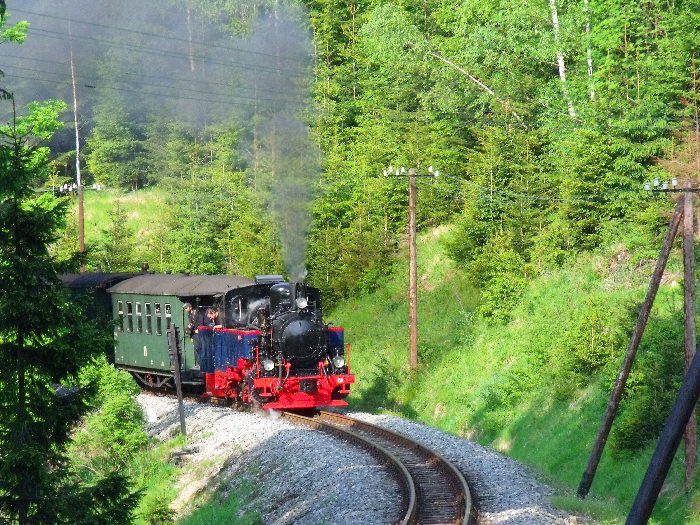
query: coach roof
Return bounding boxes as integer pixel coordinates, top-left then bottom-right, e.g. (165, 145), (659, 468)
(62, 272), (139, 289)
(107, 274), (254, 296)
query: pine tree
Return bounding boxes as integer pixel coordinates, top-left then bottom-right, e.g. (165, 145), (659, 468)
(0, 87), (137, 525)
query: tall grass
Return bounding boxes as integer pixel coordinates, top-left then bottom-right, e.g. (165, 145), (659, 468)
(179, 487), (260, 525)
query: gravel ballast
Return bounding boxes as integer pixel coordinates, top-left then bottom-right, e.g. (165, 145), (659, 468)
(348, 412), (591, 525)
(138, 394), (591, 524)
(138, 394), (398, 524)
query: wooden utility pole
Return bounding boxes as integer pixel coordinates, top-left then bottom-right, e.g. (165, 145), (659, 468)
(627, 342), (700, 524)
(383, 165), (440, 370)
(684, 185), (696, 490)
(408, 168), (418, 370)
(68, 21), (85, 272)
(577, 200), (684, 498)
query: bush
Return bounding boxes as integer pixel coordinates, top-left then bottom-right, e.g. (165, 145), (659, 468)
(70, 359), (148, 473)
(467, 232), (527, 322)
(611, 313), (684, 453)
(140, 495), (176, 525)
(549, 297), (629, 400)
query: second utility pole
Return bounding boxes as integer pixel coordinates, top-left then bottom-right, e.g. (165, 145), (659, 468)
(69, 21), (85, 272)
(408, 168), (418, 370)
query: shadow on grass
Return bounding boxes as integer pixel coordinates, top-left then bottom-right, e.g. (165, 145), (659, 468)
(350, 356), (419, 419)
(466, 372), (694, 525)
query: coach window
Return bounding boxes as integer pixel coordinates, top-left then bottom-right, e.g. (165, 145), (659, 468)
(145, 303), (152, 334)
(117, 301), (124, 331)
(135, 302), (142, 333)
(126, 302), (133, 332)
(165, 303), (172, 330)
(155, 303), (162, 335)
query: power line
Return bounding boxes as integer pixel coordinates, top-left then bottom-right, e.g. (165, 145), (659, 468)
(2, 64), (305, 106)
(400, 170), (649, 204)
(12, 7), (308, 66)
(2, 73), (308, 112)
(2, 54), (308, 99)
(27, 26), (308, 79)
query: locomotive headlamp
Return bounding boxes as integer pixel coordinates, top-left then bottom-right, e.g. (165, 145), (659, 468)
(295, 296), (308, 309)
(262, 359), (275, 372)
(332, 355), (345, 368)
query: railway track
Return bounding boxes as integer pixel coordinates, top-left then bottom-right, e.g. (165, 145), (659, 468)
(282, 410), (474, 525)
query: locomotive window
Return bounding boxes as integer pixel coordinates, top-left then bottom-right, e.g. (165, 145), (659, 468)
(126, 301), (133, 332)
(117, 301), (123, 331)
(230, 296), (244, 323)
(165, 303), (172, 330)
(155, 303), (162, 335)
(145, 303), (152, 334)
(135, 302), (142, 333)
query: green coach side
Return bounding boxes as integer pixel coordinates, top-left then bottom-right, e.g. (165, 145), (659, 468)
(107, 274), (254, 387)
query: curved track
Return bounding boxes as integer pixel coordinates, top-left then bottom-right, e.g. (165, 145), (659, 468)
(282, 410), (474, 525)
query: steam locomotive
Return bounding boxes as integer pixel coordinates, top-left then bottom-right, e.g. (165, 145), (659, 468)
(62, 272), (354, 410)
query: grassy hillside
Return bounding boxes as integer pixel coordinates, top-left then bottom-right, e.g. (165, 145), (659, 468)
(68, 187), (165, 245)
(61, 188), (166, 271)
(333, 225), (699, 524)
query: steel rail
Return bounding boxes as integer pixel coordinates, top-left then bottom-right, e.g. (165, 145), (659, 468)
(281, 410), (473, 524)
(281, 411), (417, 524)
(317, 412), (473, 525)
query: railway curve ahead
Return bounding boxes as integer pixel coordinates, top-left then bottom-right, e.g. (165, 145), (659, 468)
(282, 410), (474, 525)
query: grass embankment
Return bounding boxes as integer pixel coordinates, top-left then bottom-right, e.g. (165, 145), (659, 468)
(71, 189), (699, 522)
(334, 225), (700, 524)
(70, 187), (164, 245)
(132, 436), (258, 525)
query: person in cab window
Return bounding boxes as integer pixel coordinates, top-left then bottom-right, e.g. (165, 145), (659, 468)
(183, 303), (199, 338)
(205, 308), (223, 329)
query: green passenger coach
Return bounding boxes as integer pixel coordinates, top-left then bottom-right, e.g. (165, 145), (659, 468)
(107, 274), (253, 387)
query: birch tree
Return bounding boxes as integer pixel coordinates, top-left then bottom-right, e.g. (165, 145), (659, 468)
(584, 0), (594, 100)
(549, 0), (576, 116)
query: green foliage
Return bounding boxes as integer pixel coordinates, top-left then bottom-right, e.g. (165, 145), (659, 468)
(93, 198), (137, 271)
(549, 297), (631, 400)
(612, 312), (685, 454)
(69, 360), (147, 472)
(334, 226), (695, 523)
(179, 488), (260, 525)
(130, 433), (187, 525)
(468, 232), (527, 322)
(307, 219), (396, 307)
(141, 495), (176, 525)
(86, 97), (150, 190)
(54, 472), (141, 525)
(0, 3), (28, 47)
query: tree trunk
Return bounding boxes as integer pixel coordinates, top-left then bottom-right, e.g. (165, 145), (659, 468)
(549, 0), (576, 117)
(17, 330), (29, 524)
(584, 0), (595, 100)
(693, 55), (699, 172)
(186, 8), (195, 72)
